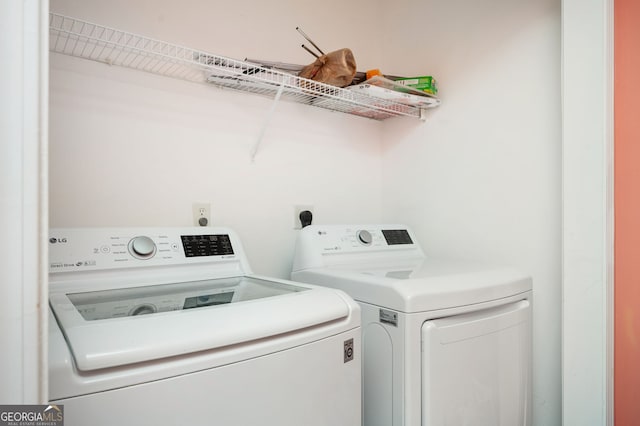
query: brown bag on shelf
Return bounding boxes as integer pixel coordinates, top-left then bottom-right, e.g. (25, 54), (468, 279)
(298, 48), (357, 88)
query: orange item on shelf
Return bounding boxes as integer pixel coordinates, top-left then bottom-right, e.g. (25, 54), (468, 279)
(366, 69), (382, 80)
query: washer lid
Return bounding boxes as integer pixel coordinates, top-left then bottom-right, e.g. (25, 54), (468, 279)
(50, 276), (353, 371)
(294, 258), (532, 313)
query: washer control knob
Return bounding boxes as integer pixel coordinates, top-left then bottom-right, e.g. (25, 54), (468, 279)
(357, 230), (373, 245)
(128, 236), (156, 259)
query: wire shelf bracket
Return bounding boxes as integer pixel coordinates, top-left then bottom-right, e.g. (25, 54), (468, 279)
(251, 83), (285, 162)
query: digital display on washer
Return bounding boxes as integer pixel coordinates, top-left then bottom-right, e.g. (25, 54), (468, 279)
(381, 229), (413, 245)
(181, 234), (234, 257)
(64, 277), (307, 321)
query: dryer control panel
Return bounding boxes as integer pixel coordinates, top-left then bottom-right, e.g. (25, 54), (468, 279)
(292, 225), (425, 271)
(301, 226), (416, 252)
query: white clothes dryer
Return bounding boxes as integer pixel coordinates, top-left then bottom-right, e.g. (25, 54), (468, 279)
(291, 225), (532, 426)
(49, 227), (361, 426)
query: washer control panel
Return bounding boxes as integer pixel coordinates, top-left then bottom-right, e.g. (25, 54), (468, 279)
(49, 227), (239, 273)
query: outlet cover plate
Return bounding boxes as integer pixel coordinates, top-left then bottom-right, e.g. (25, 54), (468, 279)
(193, 203), (211, 227)
(293, 204), (314, 230)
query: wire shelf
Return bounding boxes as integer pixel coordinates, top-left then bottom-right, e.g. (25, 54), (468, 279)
(49, 13), (438, 121)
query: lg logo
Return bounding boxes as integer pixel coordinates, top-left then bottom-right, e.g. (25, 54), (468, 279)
(49, 237), (68, 244)
(343, 338), (354, 363)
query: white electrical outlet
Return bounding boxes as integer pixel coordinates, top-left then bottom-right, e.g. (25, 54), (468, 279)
(293, 205), (314, 230)
(193, 203), (211, 227)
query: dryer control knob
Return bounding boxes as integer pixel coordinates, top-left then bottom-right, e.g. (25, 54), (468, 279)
(357, 230), (373, 245)
(128, 236), (156, 259)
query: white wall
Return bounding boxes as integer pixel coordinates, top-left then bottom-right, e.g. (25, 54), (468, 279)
(49, 0), (384, 279)
(378, 1), (562, 425)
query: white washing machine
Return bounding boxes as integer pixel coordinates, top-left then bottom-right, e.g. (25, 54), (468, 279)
(48, 227), (361, 426)
(291, 225), (532, 426)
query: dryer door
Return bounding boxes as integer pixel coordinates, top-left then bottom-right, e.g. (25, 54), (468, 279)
(421, 299), (532, 426)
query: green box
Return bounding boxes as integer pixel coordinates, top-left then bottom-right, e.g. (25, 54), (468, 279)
(394, 76), (438, 95)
